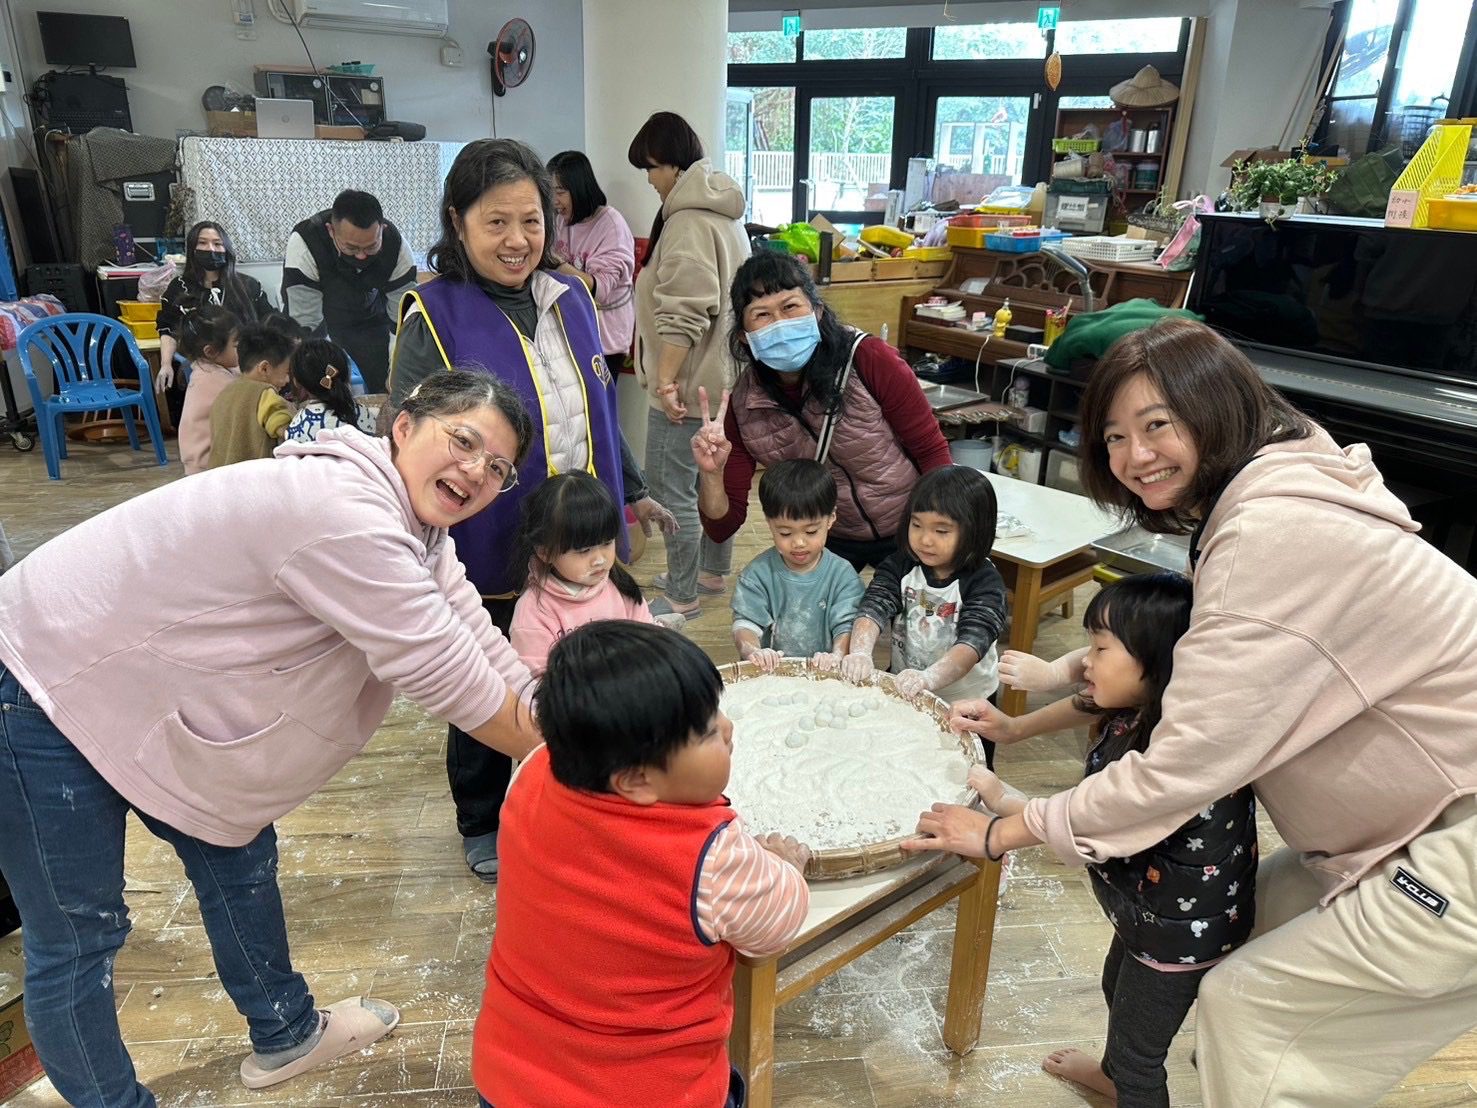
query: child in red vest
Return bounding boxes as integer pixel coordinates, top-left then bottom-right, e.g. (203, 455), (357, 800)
(473, 621), (811, 1108)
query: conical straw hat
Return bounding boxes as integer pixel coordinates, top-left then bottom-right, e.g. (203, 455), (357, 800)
(1110, 65), (1179, 108)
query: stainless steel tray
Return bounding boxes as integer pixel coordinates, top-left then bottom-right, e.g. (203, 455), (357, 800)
(917, 381), (990, 412)
(1091, 526), (1191, 576)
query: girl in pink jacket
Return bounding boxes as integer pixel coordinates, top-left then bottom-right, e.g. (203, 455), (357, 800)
(510, 472), (658, 678)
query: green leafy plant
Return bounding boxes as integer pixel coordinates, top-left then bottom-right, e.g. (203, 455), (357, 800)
(1230, 146), (1340, 211)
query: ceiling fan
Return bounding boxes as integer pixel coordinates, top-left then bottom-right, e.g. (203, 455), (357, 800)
(489, 18), (535, 97)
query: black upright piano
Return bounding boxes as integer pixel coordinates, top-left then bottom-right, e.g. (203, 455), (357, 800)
(1190, 213), (1477, 573)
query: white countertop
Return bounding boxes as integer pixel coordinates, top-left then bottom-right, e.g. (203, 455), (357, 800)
(986, 472), (1123, 567)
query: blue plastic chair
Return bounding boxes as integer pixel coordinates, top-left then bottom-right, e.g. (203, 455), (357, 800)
(174, 351), (191, 385)
(17, 313), (168, 480)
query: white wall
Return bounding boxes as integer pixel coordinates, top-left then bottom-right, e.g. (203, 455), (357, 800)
(5, 0), (583, 150)
(1180, 0), (1332, 197)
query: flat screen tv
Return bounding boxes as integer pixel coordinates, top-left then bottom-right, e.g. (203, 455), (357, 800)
(1188, 213), (1477, 389)
(37, 11), (136, 69)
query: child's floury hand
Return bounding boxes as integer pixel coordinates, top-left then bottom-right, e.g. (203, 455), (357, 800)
(839, 653), (874, 683)
(811, 651), (842, 672)
(999, 650), (1057, 692)
(758, 832), (812, 873)
(748, 648), (784, 673)
(967, 766), (1009, 811)
(893, 669), (931, 698)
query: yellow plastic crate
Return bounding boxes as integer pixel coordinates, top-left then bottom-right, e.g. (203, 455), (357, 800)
(1427, 197), (1477, 232)
(903, 245), (952, 261)
(125, 319), (159, 341)
(118, 300), (161, 322)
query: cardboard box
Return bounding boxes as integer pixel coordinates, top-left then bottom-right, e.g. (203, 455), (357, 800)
(1221, 147), (1348, 169)
(0, 941), (42, 1101)
(205, 110), (256, 137)
(825, 259), (875, 282)
(315, 125), (366, 141)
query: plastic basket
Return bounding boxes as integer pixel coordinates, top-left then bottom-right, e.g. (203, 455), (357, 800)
(1427, 197), (1477, 231)
(1387, 123), (1472, 228)
(983, 229), (1068, 254)
(117, 300), (161, 322)
(1052, 138), (1101, 154)
(1058, 235), (1159, 263)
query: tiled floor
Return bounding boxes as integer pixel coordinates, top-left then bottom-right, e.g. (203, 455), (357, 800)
(1, 438), (1473, 1105)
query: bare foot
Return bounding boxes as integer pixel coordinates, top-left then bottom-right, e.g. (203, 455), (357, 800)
(1043, 1048), (1117, 1100)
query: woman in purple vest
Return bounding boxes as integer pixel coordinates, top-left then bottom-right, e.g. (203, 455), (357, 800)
(388, 138), (671, 882)
(696, 251), (953, 570)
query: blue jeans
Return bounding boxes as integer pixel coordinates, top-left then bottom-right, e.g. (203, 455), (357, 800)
(644, 408), (733, 605)
(0, 663), (320, 1107)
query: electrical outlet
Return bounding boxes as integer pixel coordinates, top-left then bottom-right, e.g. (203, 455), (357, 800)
(0, 66), (10, 93)
(233, 0), (258, 40)
(440, 44), (463, 67)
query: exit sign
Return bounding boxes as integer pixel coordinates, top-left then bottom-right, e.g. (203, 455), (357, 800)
(1037, 6), (1060, 29)
(781, 11), (802, 37)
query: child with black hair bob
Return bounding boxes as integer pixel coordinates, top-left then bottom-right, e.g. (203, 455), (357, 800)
(843, 466), (1008, 733)
(508, 472), (658, 678)
(176, 305), (242, 474)
(472, 621), (812, 1108)
(942, 572), (1258, 1107)
(284, 338), (378, 444)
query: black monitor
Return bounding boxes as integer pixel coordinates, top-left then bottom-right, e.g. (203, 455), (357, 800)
(37, 11), (136, 69)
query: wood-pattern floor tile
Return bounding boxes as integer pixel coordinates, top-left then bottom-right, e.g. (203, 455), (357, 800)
(773, 1057), (878, 1107)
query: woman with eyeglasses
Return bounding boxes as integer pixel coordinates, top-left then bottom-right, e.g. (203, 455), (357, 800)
(0, 370), (542, 1104)
(389, 138), (674, 883)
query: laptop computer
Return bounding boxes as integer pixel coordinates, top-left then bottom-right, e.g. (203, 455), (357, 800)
(255, 98), (316, 139)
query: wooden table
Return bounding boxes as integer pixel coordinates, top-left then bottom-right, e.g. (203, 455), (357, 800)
(988, 474), (1121, 715)
(731, 852), (1003, 1108)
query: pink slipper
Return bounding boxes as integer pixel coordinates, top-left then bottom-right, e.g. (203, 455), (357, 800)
(239, 996), (401, 1089)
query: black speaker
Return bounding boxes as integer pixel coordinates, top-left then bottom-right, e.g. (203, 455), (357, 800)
(367, 120), (426, 142)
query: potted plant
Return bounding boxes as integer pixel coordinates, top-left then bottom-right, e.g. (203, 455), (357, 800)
(1230, 146), (1340, 222)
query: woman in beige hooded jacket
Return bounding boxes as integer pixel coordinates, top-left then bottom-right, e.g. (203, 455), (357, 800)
(910, 319), (1477, 1107)
(628, 112), (750, 620)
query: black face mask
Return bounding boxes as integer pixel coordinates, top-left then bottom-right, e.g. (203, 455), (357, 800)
(337, 252), (371, 275)
(196, 249), (229, 271)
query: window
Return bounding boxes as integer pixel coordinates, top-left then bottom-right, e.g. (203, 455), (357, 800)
(1057, 95), (1116, 109)
(932, 96), (1031, 192)
(1319, 0), (1472, 160)
(808, 96), (895, 214)
(802, 27), (907, 61)
(728, 87), (795, 226)
(727, 31), (797, 64)
(931, 23), (1042, 61)
(1054, 18), (1184, 54)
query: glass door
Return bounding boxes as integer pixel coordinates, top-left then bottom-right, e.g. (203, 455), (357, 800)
(730, 86), (796, 228)
(803, 92), (897, 226)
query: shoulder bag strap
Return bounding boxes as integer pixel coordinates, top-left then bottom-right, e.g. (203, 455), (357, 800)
(814, 331), (869, 464)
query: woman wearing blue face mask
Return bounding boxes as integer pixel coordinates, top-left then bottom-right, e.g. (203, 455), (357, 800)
(694, 251), (952, 570)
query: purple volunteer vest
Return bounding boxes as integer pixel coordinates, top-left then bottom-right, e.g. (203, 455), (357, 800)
(401, 272), (627, 595)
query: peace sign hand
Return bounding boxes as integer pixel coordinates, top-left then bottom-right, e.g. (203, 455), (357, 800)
(690, 386), (732, 475)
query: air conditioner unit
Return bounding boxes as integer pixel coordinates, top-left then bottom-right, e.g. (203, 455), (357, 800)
(288, 0), (449, 37)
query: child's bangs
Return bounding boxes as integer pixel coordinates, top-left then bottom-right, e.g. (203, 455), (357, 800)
(547, 478), (622, 554)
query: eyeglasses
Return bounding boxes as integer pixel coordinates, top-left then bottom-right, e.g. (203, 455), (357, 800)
(330, 224), (384, 259)
(429, 416), (519, 491)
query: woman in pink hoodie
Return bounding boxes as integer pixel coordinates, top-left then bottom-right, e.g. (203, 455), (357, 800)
(0, 371), (541, 1104)
(913, 319), (1477, 1107)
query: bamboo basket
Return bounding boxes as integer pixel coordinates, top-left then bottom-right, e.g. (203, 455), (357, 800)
(717, 658), (985, 880)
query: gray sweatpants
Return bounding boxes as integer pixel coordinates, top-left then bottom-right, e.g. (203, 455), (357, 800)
(1197, 794), (1477, 1106)
(644, 408), (733, 605)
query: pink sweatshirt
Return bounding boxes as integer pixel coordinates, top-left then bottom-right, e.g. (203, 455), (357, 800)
(555, 206), (636, 357)
(0, 428), (534, 846)
(510, 573), (655, 677)
(177, 359), (238, 474)
(1024, 428), (1477, 903)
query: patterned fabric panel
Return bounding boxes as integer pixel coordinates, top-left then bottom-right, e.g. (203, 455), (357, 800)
(179, 137), (458, 263)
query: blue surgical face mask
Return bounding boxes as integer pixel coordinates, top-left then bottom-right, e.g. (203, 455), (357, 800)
(747, 312), (820, 372)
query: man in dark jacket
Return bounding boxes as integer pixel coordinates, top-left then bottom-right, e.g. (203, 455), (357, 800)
(281, 189), (417, 393)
